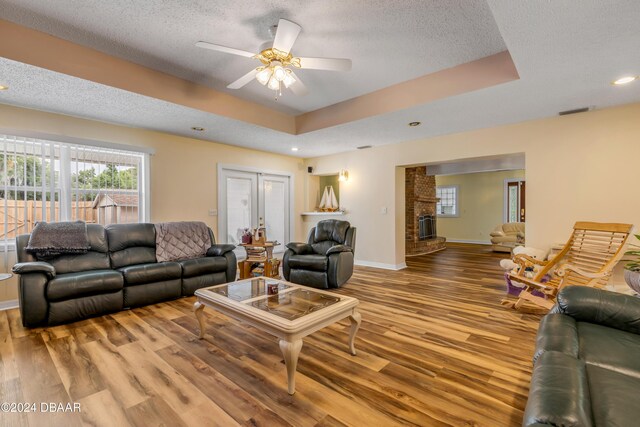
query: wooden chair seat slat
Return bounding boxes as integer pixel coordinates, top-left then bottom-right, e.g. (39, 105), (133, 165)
(567, 250), (610, 260)
(572, 242), (624, 250)
(565, 258), (607, 270)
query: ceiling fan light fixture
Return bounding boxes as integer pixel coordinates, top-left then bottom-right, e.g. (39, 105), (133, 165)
(282, 71), (296, 88)
(256, 67), (272, 85)
(197, 18), (351, 100)
(267, 75), (280, 91)
(272, 63), (287, 82)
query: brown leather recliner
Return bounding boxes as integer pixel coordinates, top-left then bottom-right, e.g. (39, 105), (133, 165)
(283, 219), (356, 289)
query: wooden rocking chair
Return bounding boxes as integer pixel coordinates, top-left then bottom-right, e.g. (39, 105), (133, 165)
(502, 221), (634, 311)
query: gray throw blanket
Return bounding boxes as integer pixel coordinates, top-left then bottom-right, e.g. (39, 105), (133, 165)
(155, 221), (212, 262)
(26, 221), (90, 258)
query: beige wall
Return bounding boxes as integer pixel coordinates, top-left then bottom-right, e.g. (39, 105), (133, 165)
(306, 103), (640, 270)
(3, 102), (640, 301)
(0, 104), (306, 303)
(435, 170), (525, 243)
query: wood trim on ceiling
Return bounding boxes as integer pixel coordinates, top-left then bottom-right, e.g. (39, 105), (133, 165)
(295, 51), (519, 134)
(0, 18), (295, 134)
(0, 19), (519, 136)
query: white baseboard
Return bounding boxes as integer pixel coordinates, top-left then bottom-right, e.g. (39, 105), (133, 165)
(0, 299), (18, 311)
(355, 260), (407, 270)
(446, 239), (492, 245)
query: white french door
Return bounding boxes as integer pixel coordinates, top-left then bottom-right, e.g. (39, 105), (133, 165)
(259, 174), (290, 251)
(218, 166), (291, 254)
(220, 169), (258, 247)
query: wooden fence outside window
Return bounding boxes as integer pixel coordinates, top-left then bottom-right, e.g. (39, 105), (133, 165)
(0, 200), (96, 239)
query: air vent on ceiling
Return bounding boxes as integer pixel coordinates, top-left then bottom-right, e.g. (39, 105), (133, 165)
(559, 107), (592, 116)
(357, 145), (372, 150)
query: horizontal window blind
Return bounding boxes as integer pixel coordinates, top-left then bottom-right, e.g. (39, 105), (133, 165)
(1, 134), (147, 257)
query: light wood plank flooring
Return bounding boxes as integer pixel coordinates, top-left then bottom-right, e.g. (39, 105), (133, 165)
(0, 243), (542, 426)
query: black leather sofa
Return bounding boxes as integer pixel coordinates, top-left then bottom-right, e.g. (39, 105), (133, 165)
(283, 219), (356, 289)
(12, 223), (236, 327)
(524, 285), (640, 427)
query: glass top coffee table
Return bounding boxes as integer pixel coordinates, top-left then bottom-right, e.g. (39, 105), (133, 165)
(193, 278), (361, 395)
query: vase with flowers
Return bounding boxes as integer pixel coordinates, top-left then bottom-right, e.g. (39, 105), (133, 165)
(241, 228), (252, 244)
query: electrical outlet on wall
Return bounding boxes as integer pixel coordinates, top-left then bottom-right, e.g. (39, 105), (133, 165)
(208, 209), (218, 216)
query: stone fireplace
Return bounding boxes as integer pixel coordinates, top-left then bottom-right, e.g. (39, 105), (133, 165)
(405, 166), (446, 256)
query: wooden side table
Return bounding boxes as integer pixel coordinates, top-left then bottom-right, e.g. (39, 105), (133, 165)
(238, 242), (281, 279)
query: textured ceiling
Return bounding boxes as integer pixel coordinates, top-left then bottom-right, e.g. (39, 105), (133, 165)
(0, 0), (506, 115)
(0, 1), (639, 158)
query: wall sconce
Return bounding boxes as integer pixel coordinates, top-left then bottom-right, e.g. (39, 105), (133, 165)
(338, 169), (349, 182)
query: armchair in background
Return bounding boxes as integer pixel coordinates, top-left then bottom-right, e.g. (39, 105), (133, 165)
(490, 222), (525, 252)
(283, 219), (356, 289)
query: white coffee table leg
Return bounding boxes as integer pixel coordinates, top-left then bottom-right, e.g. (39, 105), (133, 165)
(279, 339), (303, 395)
(193, 301), (206, 339)
(348, 310), (362, 356)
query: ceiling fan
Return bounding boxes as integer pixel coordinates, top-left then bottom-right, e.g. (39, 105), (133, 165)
(196, 18), (352, 99)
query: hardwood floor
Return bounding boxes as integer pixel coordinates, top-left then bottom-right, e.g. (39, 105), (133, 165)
(0, 243), (542, 426)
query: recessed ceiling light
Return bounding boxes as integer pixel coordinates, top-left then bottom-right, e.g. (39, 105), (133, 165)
(611, 76), (637, 86)
(291, 147), (299, 152)
(0, 85), (8, 91)
(408, 121), (421, 127)
(191, 126), (205, 132)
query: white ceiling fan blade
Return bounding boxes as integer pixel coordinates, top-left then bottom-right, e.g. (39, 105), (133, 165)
(195, 41), (256, 58)
(298, 57), (352, 72)
(227, 68), (259, 89)
(287, 71), (309, 96)
(272, 19), (301, 54)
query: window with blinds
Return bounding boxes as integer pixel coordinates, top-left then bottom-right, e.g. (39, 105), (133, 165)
(436, 185), (458, 217)
(1, 134), (147, 250)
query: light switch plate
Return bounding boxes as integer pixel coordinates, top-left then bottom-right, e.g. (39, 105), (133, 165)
(380, 207), (387, 215)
